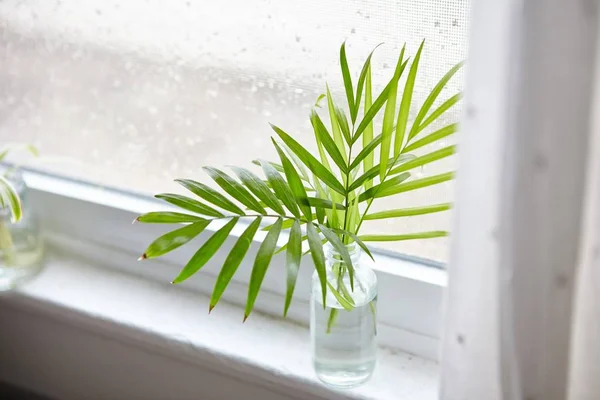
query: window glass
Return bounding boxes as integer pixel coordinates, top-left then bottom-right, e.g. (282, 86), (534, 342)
(0, 0), (470, 262)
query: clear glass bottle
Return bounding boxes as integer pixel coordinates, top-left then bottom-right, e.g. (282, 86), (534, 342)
(310, 242), (377, 388)
(0, 170), (44, 291)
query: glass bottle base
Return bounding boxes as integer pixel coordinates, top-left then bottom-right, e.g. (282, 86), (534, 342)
(314, 361), (375, 388)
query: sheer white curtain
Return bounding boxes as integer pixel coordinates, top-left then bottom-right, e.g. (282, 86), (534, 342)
(441, 0), (600, 399)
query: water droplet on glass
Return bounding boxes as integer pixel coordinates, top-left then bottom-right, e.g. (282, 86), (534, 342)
(210, 112), (219, 120)
(250, 85), (258, 93)
(207, 89), (218, 98)
(294, 88), (304, 94)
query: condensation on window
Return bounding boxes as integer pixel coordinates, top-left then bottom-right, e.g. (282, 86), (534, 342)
(0, 0), (470, 262)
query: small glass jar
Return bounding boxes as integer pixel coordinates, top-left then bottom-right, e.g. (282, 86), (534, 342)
(310, 242), (378, 388)
(0, 170), (44, 291)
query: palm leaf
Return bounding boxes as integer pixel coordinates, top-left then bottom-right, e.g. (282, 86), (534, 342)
(339, 42), (355, 116)
(349, 134), (382, 171)
(172, 218), (238, 284)
(203, 167), (266, 215)
(0, 175), (22, 222)
(210, 217), (262, 311)
(284, 219), (302, 317)
(136, 212), (206, 224)
(271, 124), (345, 195)
(259, 159), (301, 218)
(319, 224), (355, 290)
(354, 44), (382, 124)
(307, 222), (327, 307)
(403, 123), (458, 153)
(394, 40), (424, 155)
(141, 220), (210, 259)
(326, 86), (348, 159)
(273, 140), (312, 221)
(327, 281), (354, 311)
(155, 193), (224, 218)
(408, 60), (465, 141)
(175, 179), (245, 215)
(231, 167), (286, 215)
(417, 92), (463, 134)
(380, 47), (408, 179)
(359, 231), (448, 241)
(364, 203), (451, 220)
(359, 172), (411, 202)
(363, 65), (374, 189)
(310, 111), (348, 173)
(361, 172), (454, 201)
(245, 217), (283, 320)
(390, 145), (455, 175)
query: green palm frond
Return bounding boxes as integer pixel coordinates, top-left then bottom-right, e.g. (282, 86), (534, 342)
(138, 41), (464, 319)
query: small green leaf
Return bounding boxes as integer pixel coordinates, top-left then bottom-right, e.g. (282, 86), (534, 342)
(275, 233), (308, 255)
(263, 218), (303, 231)
(0, 175), (22, 222)
(230, 167), (286, 215)
(417, 92), (463, 134)
(364, 203), (452, 220)
(203, 167), (266, 215)
(408, 61), (465, 141)
(352, 76), (392, 143)
(319, 224), (354, 290)
(273, 140), (312, 221)
(349, 134), (382, 171)
(359, 231), (449, 241)
(284, 219), (302, 317)
(210, 217), (262, 311)
(390, 145), (456, 175)
(271, 124), (346, 195)
(359, 172), (411, 202)
(326, 281), (354, 311)
(142, 220), (210, 259)
(361, 172), (454, 201)
(403, 123), (458, 153)
(303, 197), (346, 210)
(136, 212), (206, 224)
(259, 159), (301, 218)
(348, 154), (415, 192)
(326, 86), (348, 161)
(340, 42), (355, 116)
(175, 179), (244, 215)
(394, 40), (424, 155)
(155, 193), (224, 218)
(172, 218), (238, 284)
(316, 204), (325, 224)
(307, 223), (327, 307)
(335, 107), (352, 145)
(363, 65), (374, 189)
(245, 217), (283, 320)
(314, 93), (326, 108)
(310, 111), (348, 173)
(252, 159), (286, 175)
(354, 44), (382, 123)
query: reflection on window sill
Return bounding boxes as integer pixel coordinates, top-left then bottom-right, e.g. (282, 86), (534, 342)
(0, 247), (438, 400)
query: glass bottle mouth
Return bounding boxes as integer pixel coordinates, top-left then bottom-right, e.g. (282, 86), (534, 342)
(324, 242), (362, 265)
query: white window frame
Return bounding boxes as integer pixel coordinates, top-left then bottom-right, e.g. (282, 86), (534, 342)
(23, 167), (446, 360)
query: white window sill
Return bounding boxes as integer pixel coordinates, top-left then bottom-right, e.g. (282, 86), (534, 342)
(0, 244), (438, 400)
